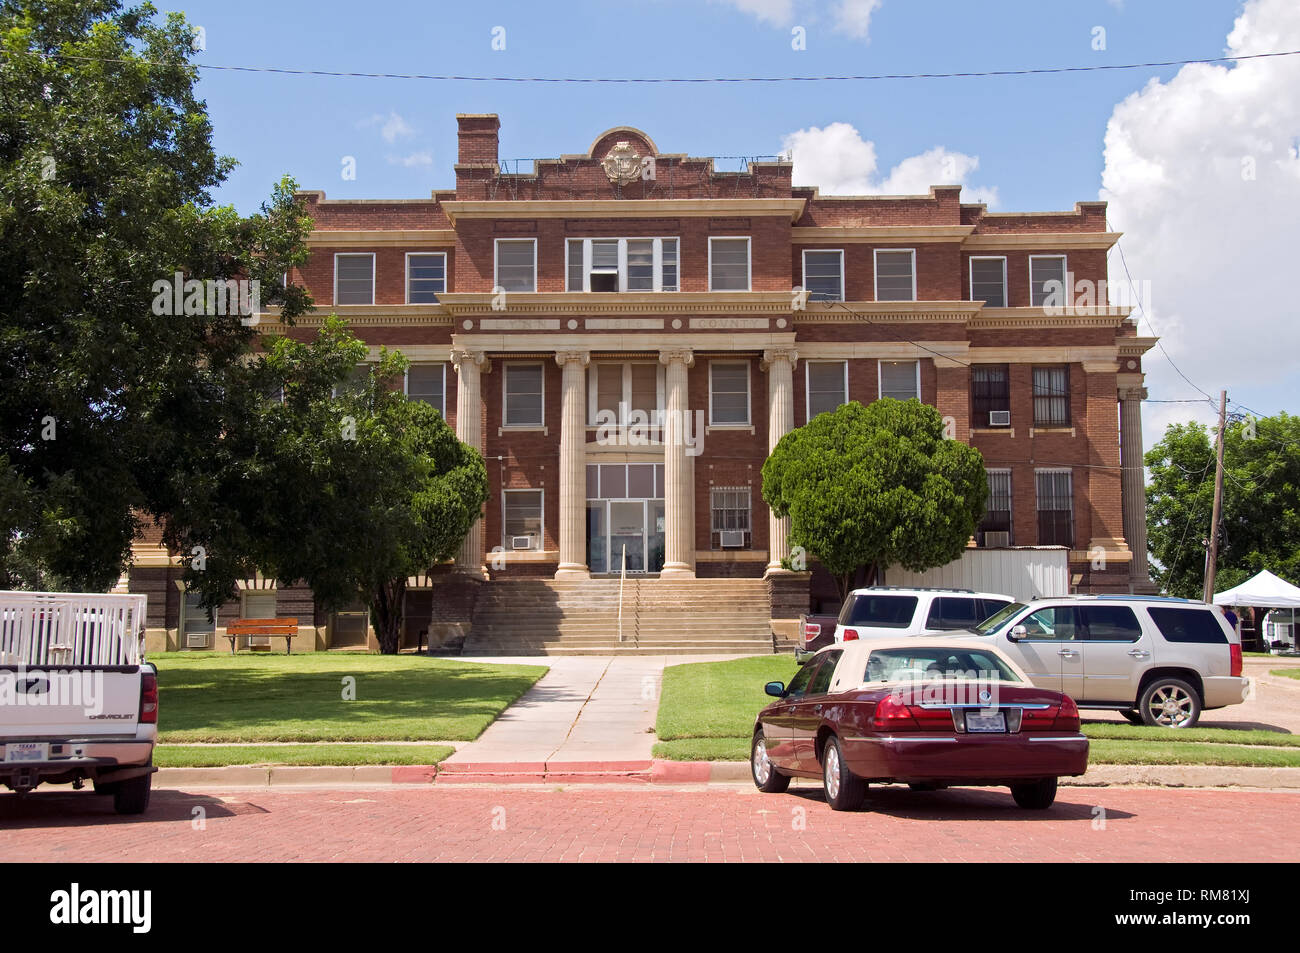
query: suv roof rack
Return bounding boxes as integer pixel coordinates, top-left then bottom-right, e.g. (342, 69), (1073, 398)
(858, 586), (976, 594)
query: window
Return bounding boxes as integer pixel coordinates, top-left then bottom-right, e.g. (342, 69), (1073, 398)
(925, 597), (986, 631)
(1033, 365), (1070, 427)
(243, 591), (277, 621)
(495, 239), (537, 292)
(971, 364), (1010, 423)
(1035, 469), (1074, 547)
(181, 590), (216, 643)
(808, 649), (842, 694)
(784, 656), (820, 698)
(503, 362), (544, 427)
(589, 362), (663, 425)
(969, 256), (1007, 307)
(334, 253), (375, 305)
(503, 489), (543, 550)
(874, 249), (916, 301)
(565, 238), (679, 292)
(406, 253), (446, 303)
(1081, 605), (1143, 643)
(711, 486), (751, 549)
(709, 237), (750, 291)
(333, 363), (371, 399)
(879, 360), (919, 402)
(979, 469), (1012, 546)
(1017, 605), (1081, 641)
(1146, 607), (1230, 644)
(838, 594), (918, 629)
(803, 250), (844, 301)
(587, 463), (665, 499)
(806, 360), (848, 421)
(709, 361), (750, 424)
(865, 647), (1022, 683)
(405, 363), (445, 417)
(1030, 255), (1067, 307)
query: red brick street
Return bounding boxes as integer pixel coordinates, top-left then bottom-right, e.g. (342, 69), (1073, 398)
(1, 784), (1294, 862)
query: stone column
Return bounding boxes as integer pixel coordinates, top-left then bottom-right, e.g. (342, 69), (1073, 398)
(452, 348), (490, 576)
(659, 348), (696, 579)
(1120, 381), (1153, 589)
(555, 349), (590, 580)
(762, 348), (798, 574)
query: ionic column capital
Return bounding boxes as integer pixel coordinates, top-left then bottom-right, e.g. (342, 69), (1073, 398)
(1118, 386), (1148, 402)
(451, 347), (491, 373)
(761, 348), (799, 371)
(658, 347), (694, 368)
(555, 349), (590, 368)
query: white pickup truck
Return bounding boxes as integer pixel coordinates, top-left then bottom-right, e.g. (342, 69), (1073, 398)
(0, 591), (158, 814)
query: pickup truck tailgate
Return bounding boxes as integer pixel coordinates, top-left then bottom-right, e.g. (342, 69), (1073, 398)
(1, 666), (144, 737)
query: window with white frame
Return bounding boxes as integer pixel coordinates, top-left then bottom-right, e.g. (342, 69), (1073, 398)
(711, 486), (752, 549)
(565, 238), (679, 292)
(503, 489), (543, 551)
(1032, 365), (1070, 427)
(243, 591), (277, 621)
(879, 360), (920, 401)
(406, 363), (445, 417)
(803, 250), (844, 301)
(1035, 469), (1073, 547)
(334, 253), (375, 305)
(709, 361), (750, 424)
(979, 470), (1013, 546)
(503, 362), (544, 427)
(589, 362), (663, 425)
(874, 249), (916, 302)
(495, 239), (537, 292)
(969, 256), (1007, 307)
(406, 253), (446, 303)
(709, 238), (750, 291)
(806, 360), (848, 420)
(333, 363), (371, 399)
(1030, 255), (1067, 307)
(181, 589), (215, 646)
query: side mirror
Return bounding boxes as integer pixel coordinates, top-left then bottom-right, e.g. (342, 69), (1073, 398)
(764, 681), (787, 698)
(1008, 624), (1028, 642)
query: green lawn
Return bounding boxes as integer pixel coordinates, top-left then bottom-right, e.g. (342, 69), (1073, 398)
(1088, 741), (1300, 767)
(655, 655), (798, 741)
(153, 653), (547, 743)
(1272, 668), (1300, 681)
(155, 744), (456, 768)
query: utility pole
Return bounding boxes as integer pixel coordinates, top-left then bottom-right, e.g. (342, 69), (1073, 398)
(1203, 390), (1228, 603)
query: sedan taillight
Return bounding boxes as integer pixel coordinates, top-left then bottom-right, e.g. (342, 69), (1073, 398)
(1019, 704), (1061, 730)
(871, 695), (916, 730)
(1053, 695), (1080, 732)
(140, 672), (158, 724)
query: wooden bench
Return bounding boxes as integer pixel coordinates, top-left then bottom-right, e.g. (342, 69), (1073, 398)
(225, 618), (299, 654)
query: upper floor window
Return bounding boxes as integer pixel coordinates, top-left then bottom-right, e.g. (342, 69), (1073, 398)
(589, 361), (663, 425)
(971, 364), (1010, 424)
(709, 361), (751, 425)
(969, 256), (1007, 307)
(1030, 255), (1067, 307)
(806, 360), (848, 421)
(333, 363), (371, 399)
(406, 253), (446, 303)
(709, 238), (750, 291)
(802, 249), (844, 302)
(565, 238), (679, 292)
(879, 359), (920, 402)
(406, 363), (445, 417)
(334, 253), (375, 305)
(503, 362), (544, 427)
(1036, 469), (1074, 547)
(1032, 365), (1070, 427)
(874, 249), (916, 302)
(495, 239), (537, 293)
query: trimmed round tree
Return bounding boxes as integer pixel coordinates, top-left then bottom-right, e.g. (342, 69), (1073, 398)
(761, 399), (988, 600)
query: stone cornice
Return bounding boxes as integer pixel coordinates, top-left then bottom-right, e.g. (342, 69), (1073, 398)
(307, 229), (457, 247)
(792, 300), (982, 324)
(961, 231), (1122, 250)
(1118, 336), (1159, 356)
(969, 306), (1133, 329)
(792, 225), (974, 244)
(440, 198), (807, 224)
(438, 291), (797, 317)
(255, 305), (452, 331)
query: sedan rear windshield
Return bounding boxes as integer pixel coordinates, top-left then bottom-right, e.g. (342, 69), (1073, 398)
(838, 594), (918, 628)
(864, 648), (1022, 683)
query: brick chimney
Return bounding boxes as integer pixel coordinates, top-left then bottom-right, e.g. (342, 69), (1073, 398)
(456, 113), (500, 166)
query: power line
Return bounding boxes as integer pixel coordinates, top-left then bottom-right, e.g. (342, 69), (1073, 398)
(15, 47), (1300, 85)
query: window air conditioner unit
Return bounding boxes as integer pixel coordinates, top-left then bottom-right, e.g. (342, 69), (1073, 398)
(186, 632), (211, 648)
(511, 535), (534, 551)
(720, 530), (746, 548)
(989, 410), (1011, 427)
(983, 532), (1011, 548)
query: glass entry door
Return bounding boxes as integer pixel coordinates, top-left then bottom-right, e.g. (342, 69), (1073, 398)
(609, 501), (646, 573)
(587, 498), (666, 574)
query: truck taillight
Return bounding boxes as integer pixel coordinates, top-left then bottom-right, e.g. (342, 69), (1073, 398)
(804, 621), (821, 641)
(1053, 695), (1080, 732)
(842, 628), (859, 641)
(1230, 643), (1243, 678)
(140, 672), (158, 724)
(871, 695), (916, 730)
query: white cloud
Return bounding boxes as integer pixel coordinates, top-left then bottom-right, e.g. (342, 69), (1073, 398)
(781, 121), (999, 205)
(713, 0), (881, 39)
(712, 0), (793, 27)
(360, 110), (415, 145)
(1099, 0), (1300, 448)
(387, 151), (433, 168)
(833, 0), (882, 40)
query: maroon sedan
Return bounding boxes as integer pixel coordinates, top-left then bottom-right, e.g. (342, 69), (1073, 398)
(751, 638), (1089, 810)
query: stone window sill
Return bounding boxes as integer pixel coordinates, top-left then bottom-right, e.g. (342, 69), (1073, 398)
(971, 427), (1016, 437)
(1030, 426), (1076, 437)
(498, 425), (548, 436)
(706, 424), (755, 435)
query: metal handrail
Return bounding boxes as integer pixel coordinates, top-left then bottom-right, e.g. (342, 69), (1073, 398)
(618, 544), (627, 643)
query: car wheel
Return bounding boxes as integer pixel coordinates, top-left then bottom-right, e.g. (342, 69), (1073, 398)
(1138, 678), (1201, 728)
(821, 736), (866, 811)
(1010, 777), (1058, 809)
(751, 730), (790, 794)
(112, 770), (152, 815)
(1119, 709), (1144, 726)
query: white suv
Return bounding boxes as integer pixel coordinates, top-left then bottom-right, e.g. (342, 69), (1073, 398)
(832, 587), (1015, 642)
(966, 595), (1248, 727)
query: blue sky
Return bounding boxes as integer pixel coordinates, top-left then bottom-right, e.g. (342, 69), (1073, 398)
(174, 0), (1244, 214)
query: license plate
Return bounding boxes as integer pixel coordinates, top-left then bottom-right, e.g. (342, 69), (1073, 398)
(5, 742), (49, 763)
(965, 711), (1006, 733)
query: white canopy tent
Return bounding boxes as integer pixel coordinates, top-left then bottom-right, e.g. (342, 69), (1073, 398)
(1214, 569), (1300, 652)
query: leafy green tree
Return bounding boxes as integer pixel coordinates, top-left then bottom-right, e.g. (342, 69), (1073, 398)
(1146, 413), (1300, 598)
(0, 0), (310, 588)
(762, 399), (988, 600)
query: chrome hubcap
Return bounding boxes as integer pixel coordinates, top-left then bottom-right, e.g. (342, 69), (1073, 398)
(753, 739), (771, 784)
(1148, 686), (1194, 726)
(825, 746), (841, 800)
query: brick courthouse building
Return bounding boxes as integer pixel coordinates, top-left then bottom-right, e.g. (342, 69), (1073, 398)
(129, 114), (1157, 653)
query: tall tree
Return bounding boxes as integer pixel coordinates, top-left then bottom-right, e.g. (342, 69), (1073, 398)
(762, 399), (988, 600)
(1146, 413), (1300, 598)
(0, 0), (310, 589)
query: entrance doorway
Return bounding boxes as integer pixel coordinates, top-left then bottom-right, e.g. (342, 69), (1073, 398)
(586, 462), (666, 574)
